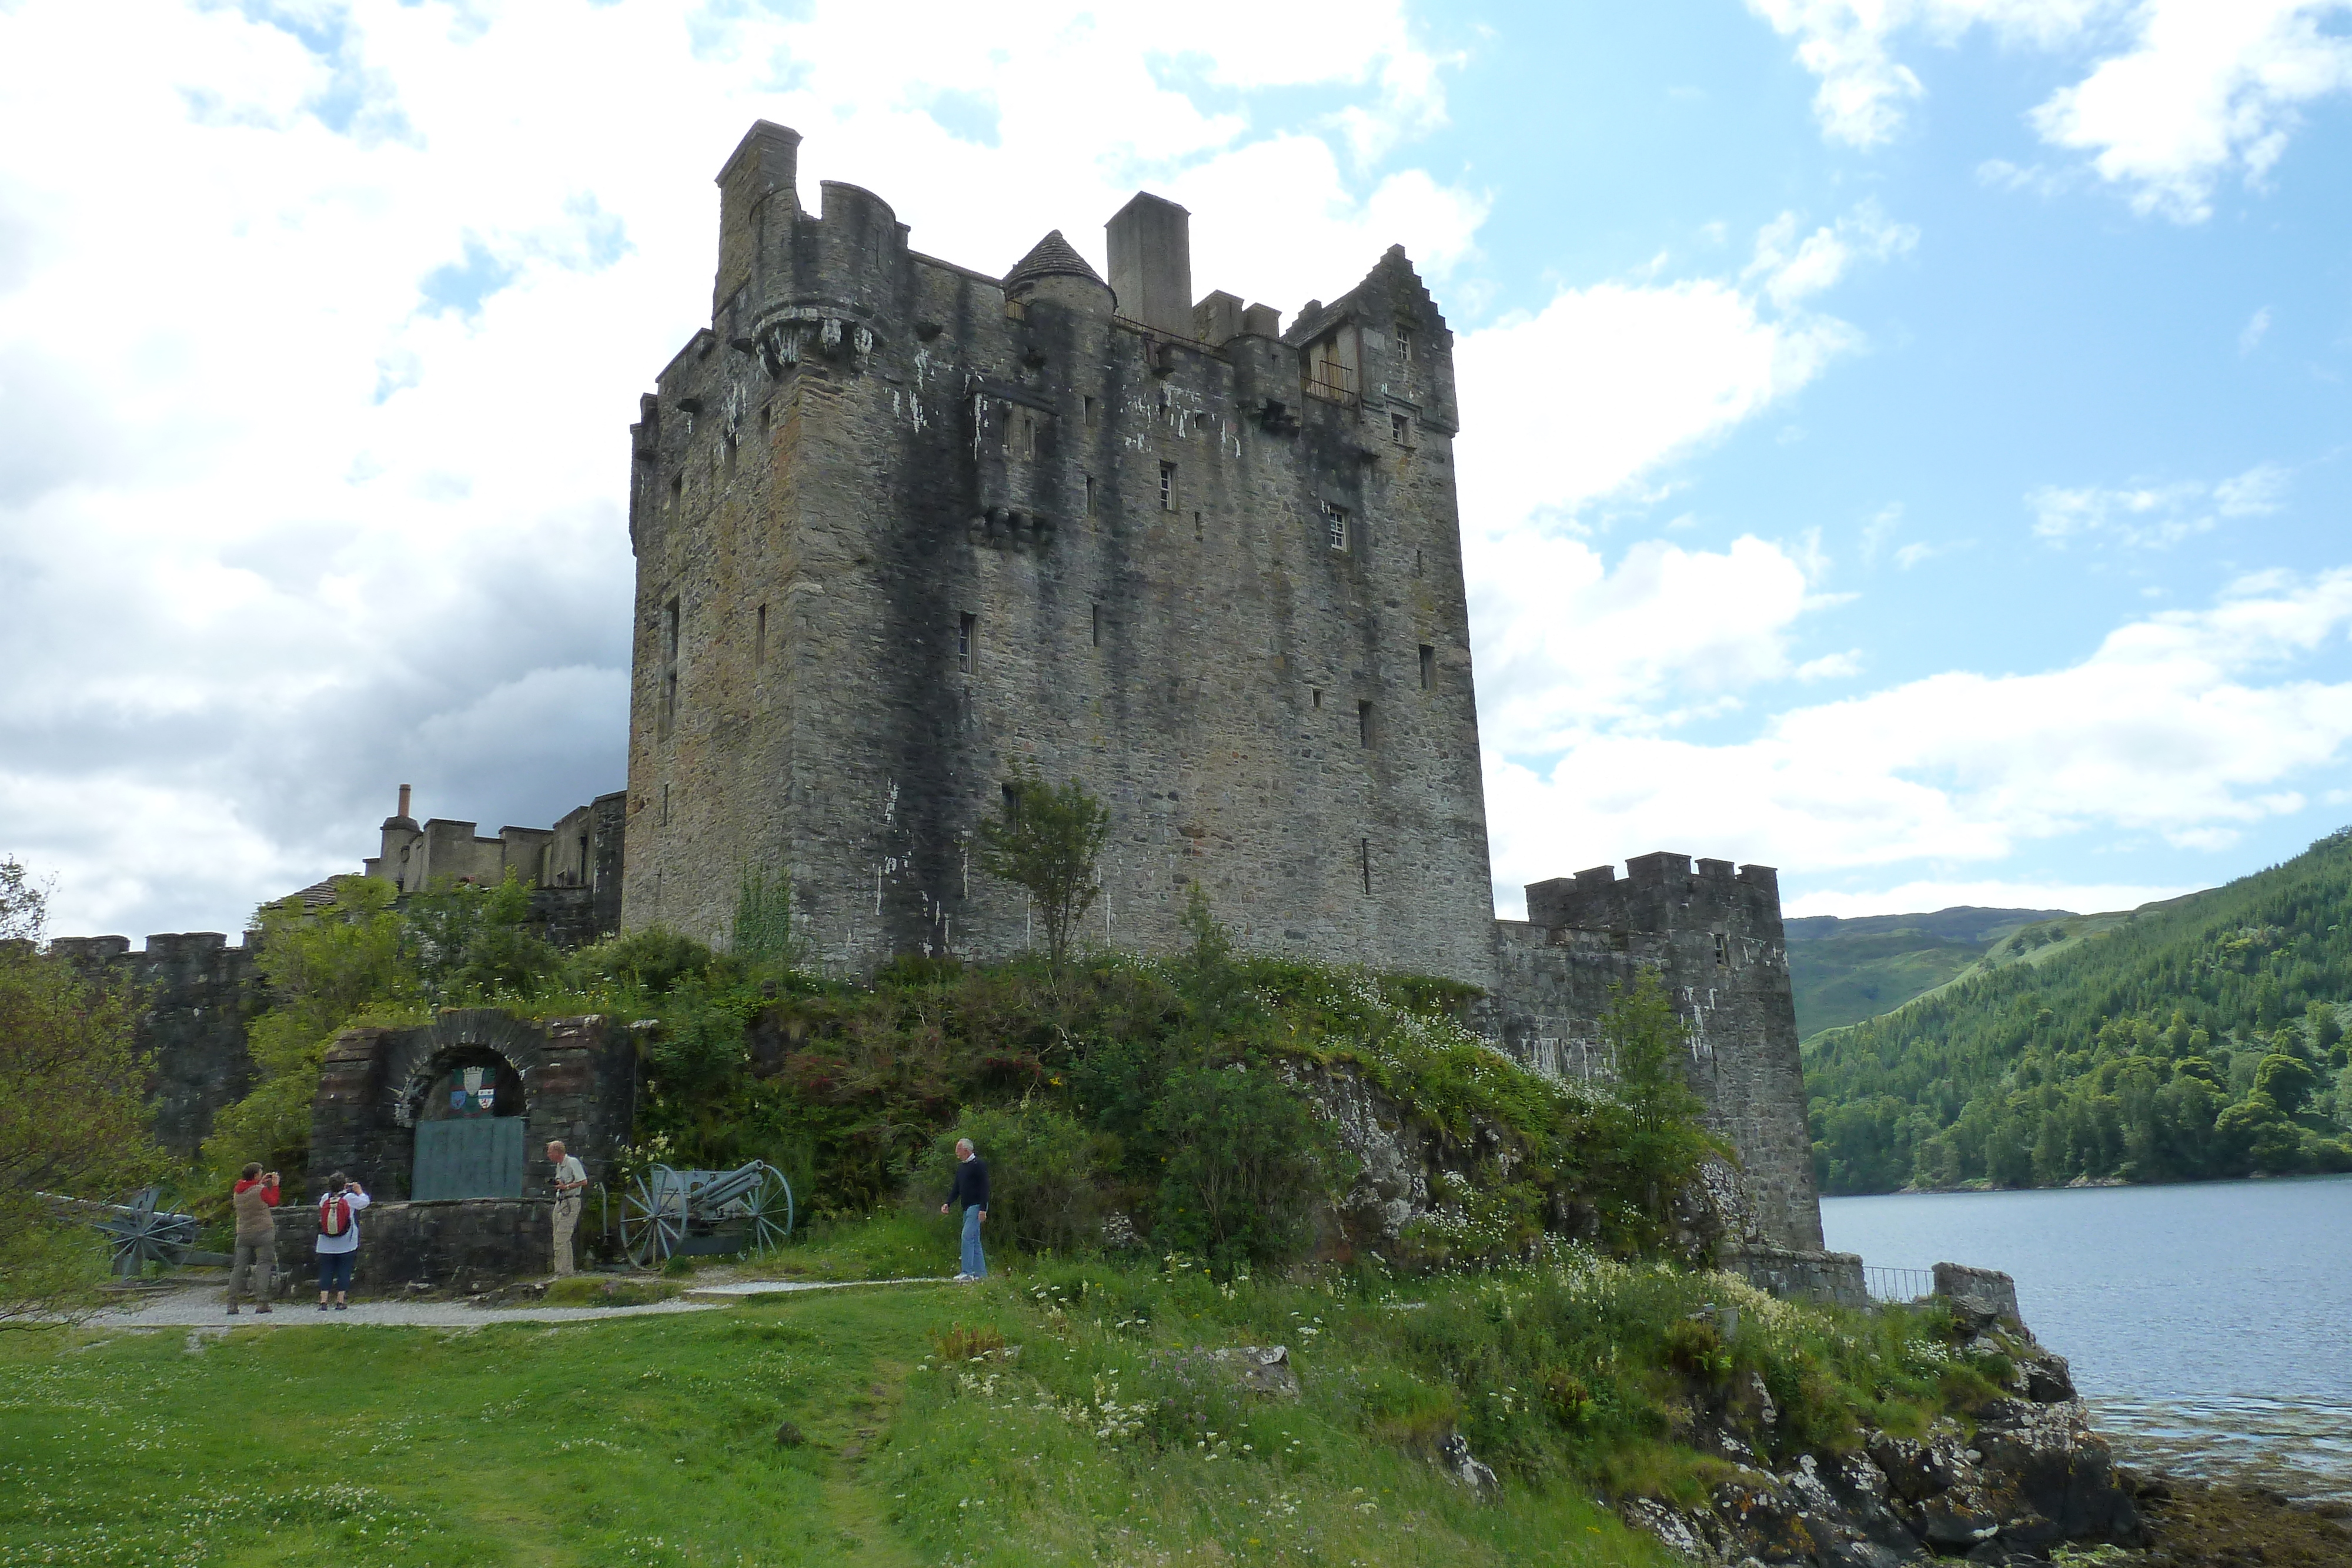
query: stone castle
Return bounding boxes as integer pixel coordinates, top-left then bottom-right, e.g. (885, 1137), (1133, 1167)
(64, 123), (1826, 1258)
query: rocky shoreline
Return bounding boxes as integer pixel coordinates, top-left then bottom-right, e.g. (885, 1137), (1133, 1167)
(1615, 1281), (2349, 1567)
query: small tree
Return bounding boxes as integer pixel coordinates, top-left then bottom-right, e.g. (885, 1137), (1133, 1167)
(973, 766), (1111, 973)
(199, 875), (419, 1188)
(402, 870), (559, 1003)
(1595, 969), (1718, 1243)
(0, 860), (167, 1325)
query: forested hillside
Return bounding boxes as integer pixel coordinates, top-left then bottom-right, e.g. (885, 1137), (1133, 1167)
(1786, 906), (2071, 1037)
(1803, 828), (2352, 1194)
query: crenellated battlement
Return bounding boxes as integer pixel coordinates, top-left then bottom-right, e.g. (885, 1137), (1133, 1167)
(1487, 848), (1821, 1251)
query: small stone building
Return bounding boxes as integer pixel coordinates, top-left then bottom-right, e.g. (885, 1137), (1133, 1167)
(275, 1009), (637, 1290)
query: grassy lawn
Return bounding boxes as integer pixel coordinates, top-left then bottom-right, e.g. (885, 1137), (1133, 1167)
(1, 1228), (1672, 1567)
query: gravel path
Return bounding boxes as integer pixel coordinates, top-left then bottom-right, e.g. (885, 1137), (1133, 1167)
(82, 1274), (963, 1330)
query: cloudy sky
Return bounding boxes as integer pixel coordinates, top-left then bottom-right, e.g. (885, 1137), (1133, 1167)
(4, 0), (2350, 939)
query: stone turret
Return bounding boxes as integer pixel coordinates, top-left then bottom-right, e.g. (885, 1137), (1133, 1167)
(1485, 850), (1823, 1251)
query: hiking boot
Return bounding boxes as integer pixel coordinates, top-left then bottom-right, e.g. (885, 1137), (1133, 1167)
(225, 1304), (240, 1315)
(254, 1305), (272, 1315)
(334, 1302), (348, 1311)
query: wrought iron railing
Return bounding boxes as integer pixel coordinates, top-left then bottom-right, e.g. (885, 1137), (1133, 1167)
(1865, 1265), (1935, 1303)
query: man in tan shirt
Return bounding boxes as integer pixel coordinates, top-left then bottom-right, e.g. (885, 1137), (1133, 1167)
(226, 1162), (278, 1315)
(548, 1141), (587, 1276)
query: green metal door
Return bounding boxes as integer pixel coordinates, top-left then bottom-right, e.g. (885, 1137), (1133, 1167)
(412, 1116), (525, 1201)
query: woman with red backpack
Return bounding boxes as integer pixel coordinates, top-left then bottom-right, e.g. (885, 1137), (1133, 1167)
(315, 1173), (370, 1311)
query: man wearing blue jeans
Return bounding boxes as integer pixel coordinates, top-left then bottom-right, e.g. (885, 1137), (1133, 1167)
(938, 1139), (989, 1281)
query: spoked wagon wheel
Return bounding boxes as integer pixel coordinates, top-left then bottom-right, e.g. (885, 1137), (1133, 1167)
(619, 1169), (684, 1268)
(737, 1165), (795, 1257)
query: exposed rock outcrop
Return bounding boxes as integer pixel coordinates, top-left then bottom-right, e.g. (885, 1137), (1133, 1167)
(1623, 1330), (2146, 1567)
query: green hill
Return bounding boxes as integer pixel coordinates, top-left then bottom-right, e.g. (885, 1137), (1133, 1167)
(1801, 829), (2352, 1195)
(1787, 907), (2073, 1037)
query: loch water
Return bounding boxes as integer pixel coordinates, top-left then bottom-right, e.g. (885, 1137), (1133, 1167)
(1821, 1174), (2352, 1500)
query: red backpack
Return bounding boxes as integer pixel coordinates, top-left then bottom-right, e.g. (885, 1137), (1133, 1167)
(319, 1192), (352, 1237)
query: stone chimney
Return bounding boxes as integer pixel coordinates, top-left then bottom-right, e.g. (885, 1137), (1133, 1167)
(1105, 192), (1192, 336)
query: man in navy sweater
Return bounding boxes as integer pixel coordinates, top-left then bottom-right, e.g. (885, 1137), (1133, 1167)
(938, 1139), (990, 1281)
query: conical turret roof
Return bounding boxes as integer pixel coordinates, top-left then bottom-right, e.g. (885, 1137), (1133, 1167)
(1004, 229), (1105, 290)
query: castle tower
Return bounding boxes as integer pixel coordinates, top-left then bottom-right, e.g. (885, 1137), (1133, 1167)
(620, 123), (1498, 984)
(1490, 853), (1826, 1251)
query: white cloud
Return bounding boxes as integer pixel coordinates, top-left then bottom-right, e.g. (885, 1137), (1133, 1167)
(1443, 204), (1916, 771)
(1890, 539), (1967, 569)
(1860, 503), (1903, 566)
(1748, 0), (2352, 221)
(1485, 569), (2352, 903)
(1744, 203), (1919, 310)
(2239, 305), (2273, 353)
(0, 0), (1477, 938)
(1469, 533), (1829, 754)
(1452, 204), (1907, 537)
(2028, 462), (2288, 548)
(1796, 650), (1864, 681)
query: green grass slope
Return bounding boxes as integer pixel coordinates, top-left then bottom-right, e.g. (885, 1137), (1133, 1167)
(1786, 906), (2075, 1038)
(0, 1218), (2006, 1568)
(1803, 829), (2352, 1195)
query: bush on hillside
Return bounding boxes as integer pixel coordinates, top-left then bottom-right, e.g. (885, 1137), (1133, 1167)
(912, 1105), (1116, 1257)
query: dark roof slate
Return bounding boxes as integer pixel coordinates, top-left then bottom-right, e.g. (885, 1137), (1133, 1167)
(1004, 229), (1105, 289)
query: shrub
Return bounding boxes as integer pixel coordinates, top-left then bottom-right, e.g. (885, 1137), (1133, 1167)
(1148, 1061), (1336, 1273)
(911, 1105), (1117, 1258)
(1663, 1317), (1730, 1383)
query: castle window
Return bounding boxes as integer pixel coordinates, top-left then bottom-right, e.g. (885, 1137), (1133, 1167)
(754, 603), (767, 669)
(669, 473), (683, 510)
(1391, 412), (1409, 444)
(1160, 462), (1177, 511)
(1023, 418), (1038, 460)
(957, 613), (977, 674)
(1414, 548), (1424, 577)
(1311, 687), (1322, 710)
(1715, 931), (1729, 968)
(723, 432), (738, 477)
(662, 784), (671, 826)
(1091, 603), (1101, 647)
(1419, 644), (1434, 690)
(1084, 395), (1095, 427)
(1323, 502), (1349, 552)
(1001, 782), (1021, 821)
(1359, 837), (1372, 895)
(1193, 510), (1202, 541)
(1357, 700), (1374, 748)
(1395, 325), (1412, 361)
(759, 403), (771, 438)
(1084, 474), (1095, 518)
(660, 596), (681, 739)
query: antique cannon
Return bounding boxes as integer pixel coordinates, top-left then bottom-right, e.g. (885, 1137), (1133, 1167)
(616, 1161), (794, 1268)
(48, 1186), (231, 1278)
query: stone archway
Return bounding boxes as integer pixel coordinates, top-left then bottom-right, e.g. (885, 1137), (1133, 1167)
(406, 1048), (529, 1201)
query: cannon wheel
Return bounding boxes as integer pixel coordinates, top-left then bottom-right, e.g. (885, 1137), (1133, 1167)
(618, 1171), (683, 1268)
(737, 1165), (794, 1256)
(96, 1186), (202, 1277)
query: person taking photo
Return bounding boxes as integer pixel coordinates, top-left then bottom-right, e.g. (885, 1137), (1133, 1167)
(315, 1173), (370, 1311)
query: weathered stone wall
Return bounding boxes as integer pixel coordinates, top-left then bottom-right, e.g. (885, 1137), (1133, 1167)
(271, 1198), (552, 1295)
(49, 932), (260, 1159)
(620, 121), (1497, 988)
(308, 1009), (636, 1202)
(1481, 852), (1826, 1252)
